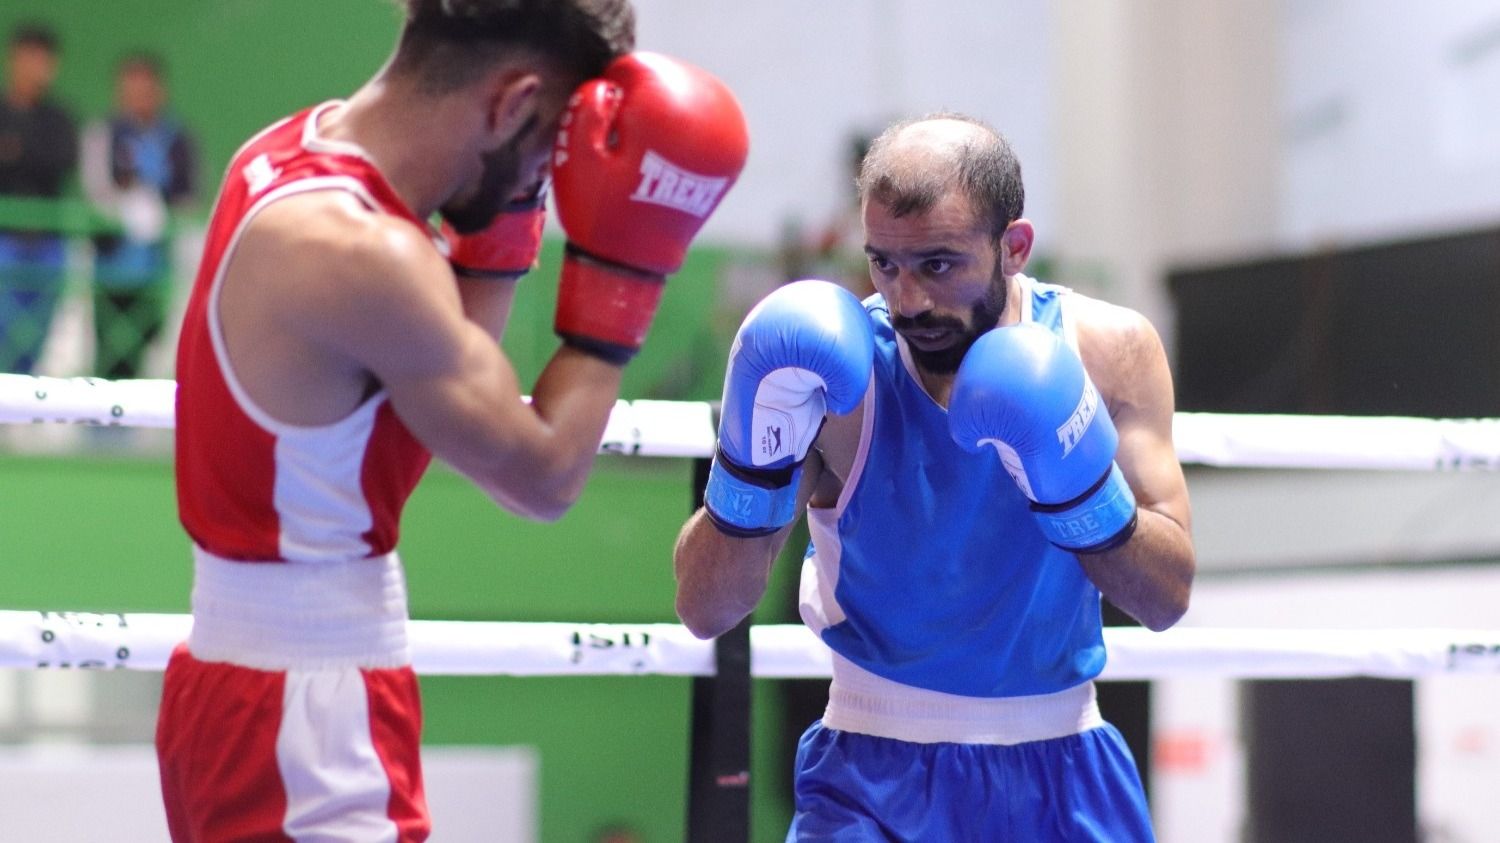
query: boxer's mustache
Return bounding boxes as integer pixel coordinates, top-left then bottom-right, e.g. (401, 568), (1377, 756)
(892, 313), (969, 334)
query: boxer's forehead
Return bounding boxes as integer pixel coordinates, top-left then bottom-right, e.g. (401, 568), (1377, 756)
(862, 189), (990, 261)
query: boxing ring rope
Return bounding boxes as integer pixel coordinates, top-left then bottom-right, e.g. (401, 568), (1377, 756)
(6, 372), (1500, 469)
(5, 372), (1500, 839)
(4, 611), (1499, 679)
(3, 371), (1499, 680)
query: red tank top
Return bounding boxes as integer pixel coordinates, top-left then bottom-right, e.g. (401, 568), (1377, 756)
(176, 102), (433, 562)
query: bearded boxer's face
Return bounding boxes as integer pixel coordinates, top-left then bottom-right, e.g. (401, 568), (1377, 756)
(863, 192), (1010, 376)
(439, 115), (540, 235)
(441, 74), (573, 234)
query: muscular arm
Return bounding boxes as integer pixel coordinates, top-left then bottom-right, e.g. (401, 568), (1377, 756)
(236, 193), (619, 521)
(674, 451), (823, 639)
(1078, 305), (1195, 631)
(456, 276), (520, 343)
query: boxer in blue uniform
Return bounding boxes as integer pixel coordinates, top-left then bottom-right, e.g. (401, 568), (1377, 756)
(674, 114), (1195, 841)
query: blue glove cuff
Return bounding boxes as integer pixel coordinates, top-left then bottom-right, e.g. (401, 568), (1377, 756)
(1031, 462), (1138, 554)
(704, 453), (802, 538)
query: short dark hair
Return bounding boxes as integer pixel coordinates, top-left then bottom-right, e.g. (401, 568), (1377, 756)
(10, 22), (60, 54)
(118, 51), (165, 79)
(390, 0), (635, 94)
(856, 112), (1025, 238)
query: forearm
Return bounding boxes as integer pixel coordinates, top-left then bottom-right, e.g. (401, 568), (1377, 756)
(1077, 507), (1194, 631)
(500, 346), (624, 517)
(456, 277), (518, 343)
(674, 508), (786, 639)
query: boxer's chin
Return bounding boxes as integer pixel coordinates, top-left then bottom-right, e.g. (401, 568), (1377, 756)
(907, 334), (978, 376)
(440, 137), (526, 235)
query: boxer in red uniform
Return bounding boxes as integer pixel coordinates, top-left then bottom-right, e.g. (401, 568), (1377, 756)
(157, 1), (749, 839)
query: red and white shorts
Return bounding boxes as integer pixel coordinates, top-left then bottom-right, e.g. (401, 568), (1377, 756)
(155, 548), (430, 842)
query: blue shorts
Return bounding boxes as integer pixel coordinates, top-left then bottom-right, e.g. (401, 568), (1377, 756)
(787, 720), (1154, 842)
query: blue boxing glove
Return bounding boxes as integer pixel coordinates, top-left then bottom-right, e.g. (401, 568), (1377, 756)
(948, 323), (1138, 553)
(704, 280), (875, 537)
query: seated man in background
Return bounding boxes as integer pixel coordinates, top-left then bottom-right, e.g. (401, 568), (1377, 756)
(674, 114), (1193, 841)
(160, 0), (748, 839)
(82, 51), (198, 378)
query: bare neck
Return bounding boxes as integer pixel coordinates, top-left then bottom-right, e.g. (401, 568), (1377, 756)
(317, 80), (466, 220)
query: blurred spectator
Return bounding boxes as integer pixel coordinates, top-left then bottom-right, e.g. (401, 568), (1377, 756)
(0, 23), (77, 374)
(82, 51), (197, 378)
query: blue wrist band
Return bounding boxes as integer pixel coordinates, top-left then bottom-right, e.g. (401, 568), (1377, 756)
(704, 453), (801, 538)
(1032, 462), (1138, 554)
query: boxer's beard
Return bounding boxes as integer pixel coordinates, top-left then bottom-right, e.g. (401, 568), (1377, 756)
(892, 266), (1008, 376)
(440, 116), (537, 235)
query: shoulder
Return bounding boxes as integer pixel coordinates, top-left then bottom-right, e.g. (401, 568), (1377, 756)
(1068, 292), (1162, 360)
(240, 190), (449, 319)
(231, 191), (464, 369)
(257, 191), (438, 278)
(1066, 291), (1171, 413)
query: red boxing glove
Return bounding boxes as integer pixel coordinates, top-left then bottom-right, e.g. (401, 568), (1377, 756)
(445, 185), (547, 281)
(551, 52), (749, 364)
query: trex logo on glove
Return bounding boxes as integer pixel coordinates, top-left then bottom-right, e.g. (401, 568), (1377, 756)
(631, 150), (728, 218)
(1056, 380), (1101, 457)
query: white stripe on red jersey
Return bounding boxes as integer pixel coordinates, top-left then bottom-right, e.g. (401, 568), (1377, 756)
(176, 102), (432, 563)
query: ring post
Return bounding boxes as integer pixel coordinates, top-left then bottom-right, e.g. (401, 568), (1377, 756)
(685, 450), (752, 842)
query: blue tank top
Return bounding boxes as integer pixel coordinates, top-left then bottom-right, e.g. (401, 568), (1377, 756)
(799, 275), (1106, 697)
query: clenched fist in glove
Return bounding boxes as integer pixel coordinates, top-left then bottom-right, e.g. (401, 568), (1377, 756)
(704, 280), (874, 537)
(551, 52), (749, 364)
(949, 324), (1139, 554)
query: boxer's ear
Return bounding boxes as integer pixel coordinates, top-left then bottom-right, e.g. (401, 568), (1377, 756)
(999, 219), (1034, 277)
(486, 69), (542, 143)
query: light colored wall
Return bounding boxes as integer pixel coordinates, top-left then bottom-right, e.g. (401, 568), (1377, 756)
(1279, 1), (1500, 248)
(641, 0), (1500, 347)
(1050, 0), (1281, 348)
(632, 0), (1060, 249)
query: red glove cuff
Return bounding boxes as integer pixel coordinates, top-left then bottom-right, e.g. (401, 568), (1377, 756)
(554, 245), (665, 364)
(446, 198), (546, 280)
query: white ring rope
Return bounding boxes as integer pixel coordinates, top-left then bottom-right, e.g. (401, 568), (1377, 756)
(0, 375), (177, 430)
(4, 374), (1500, 469)
(0, 374), (716, 459)
(5, 376), (1498, 680)
(2, 611), (1497, 679)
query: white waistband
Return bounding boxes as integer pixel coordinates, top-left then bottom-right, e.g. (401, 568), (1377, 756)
(822, 653), (1103, 745)
(188, 546), (411, 671)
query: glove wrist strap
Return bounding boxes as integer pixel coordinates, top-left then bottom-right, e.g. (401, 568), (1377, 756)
(554, 246), (666, 363)
(563, 243), (665, 282)
(703, 450), (803, 538)
(1031, 462), (1138, 554)
(453, 266), (527, 282)
(446, 203), (546, 280)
